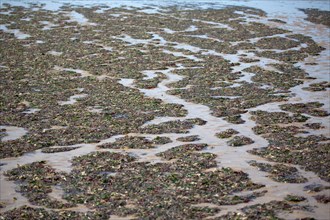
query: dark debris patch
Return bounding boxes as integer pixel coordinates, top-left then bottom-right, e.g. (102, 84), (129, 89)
(41, 146), (81, 153)
(216, 129), (239, 139)
(300, 8), (330, 27)
(176, 135), (201, 142)
(0, 205), (110, 220)
(245, 65), (306, 90)
(280, 102), (329, 117)
(98, 136), (171, 149)
(255, 37), (300, 50)
(250, 99), (329, 182)
(70, 151), (136, 174)
(0, 76), (187, 158)
(211, 200), (293, 220)
(227, 135), (254, 147)
(314, 194), (330, 204)
(255, 50), (308, 63)
(61, 152), (138, 216)
(252, 124), (303, 135)
(304, 123), (324, 130)
(239, 57), (260, 63)
(134, 73), (167, 89)
(302, 81), (330, 92)
(0, 6), (191, 159)
(224, 114), (245, 124)
(255, 37), (325, 62)
(157, 143), (208, 160)
(169, 81), (286, 120)
(268, 133), (329, 151)
(303, 183), (330, 193)
(56, 150), (264, 219)
(4, 161), (75, 209)
(152, 136), (173, 145)
(250, 110), (309, 124)
(139, 118), (206, 134)
(249, 139), (330, 182)
(176, 152), (219, 170)
(268, 19), (287, 24)
(0, 128), (7, 141)
(1, 3), (329, 219)
(284, 194), (306, 202)
(305, 62), (318, 66)
(249, 161), (308, 183)
(108, 164), (263, 218)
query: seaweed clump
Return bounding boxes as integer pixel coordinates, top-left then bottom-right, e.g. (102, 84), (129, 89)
(98, 136), (171, 149)
(227, 136), (254, 147)
(300, 9), (330, 27)
(249, 161), (308, 183)
(139, 118), (206, 134)
(216, 129), (239, 139)
(176, 135), (200, 142)
(4, 161), (74, 209)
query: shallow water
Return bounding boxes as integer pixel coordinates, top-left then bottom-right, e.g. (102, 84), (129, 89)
(22, 108), (41, 114)
(58, 94), (88, 105)
(0, 126), (28, 142)
(68, 11), (97, 26)
(0, 24), (31, 39)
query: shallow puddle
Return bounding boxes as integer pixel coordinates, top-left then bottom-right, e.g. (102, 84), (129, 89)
(67, 11), (97, 26)
(0, 126), (28, 142)
(0, 24), (31, 39)
(58, 94), (88, 105)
